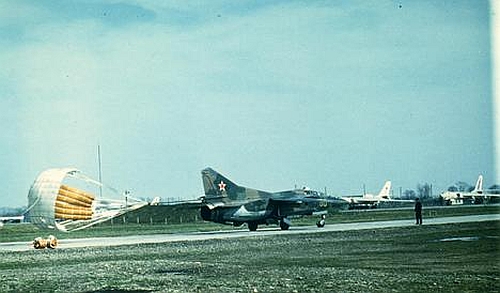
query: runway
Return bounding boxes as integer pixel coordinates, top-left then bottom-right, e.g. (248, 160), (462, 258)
(1, 214), (498, 252)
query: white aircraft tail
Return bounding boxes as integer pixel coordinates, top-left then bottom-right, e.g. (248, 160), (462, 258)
(472, 175), (483, 194)
(150, 196), (161, 205)
(377, 181), (392, 199)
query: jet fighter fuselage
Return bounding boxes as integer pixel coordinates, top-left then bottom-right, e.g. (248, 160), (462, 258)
(200, 168), (345, 231)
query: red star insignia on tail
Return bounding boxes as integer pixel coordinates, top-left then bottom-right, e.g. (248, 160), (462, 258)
(218, 181), (226, 192)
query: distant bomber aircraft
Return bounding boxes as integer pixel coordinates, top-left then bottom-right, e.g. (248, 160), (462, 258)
(341, 181), (412, 209)
(440, 175), (500, 205)
(200, 168), (346, 231)
(0, 216), (24, 224)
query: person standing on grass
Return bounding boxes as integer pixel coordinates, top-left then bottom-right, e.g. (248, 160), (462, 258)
(414, 197), (423, 225)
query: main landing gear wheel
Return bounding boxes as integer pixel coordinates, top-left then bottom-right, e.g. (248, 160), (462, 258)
(248, 222), (258, 231)
(280, 220), (290, 230)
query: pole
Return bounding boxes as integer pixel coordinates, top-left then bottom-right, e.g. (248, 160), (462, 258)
(98, 144), (102, 198)
(491, 0), (500, 183)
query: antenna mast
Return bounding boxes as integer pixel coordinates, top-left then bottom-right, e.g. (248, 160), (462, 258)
(98, 144), (103, 198)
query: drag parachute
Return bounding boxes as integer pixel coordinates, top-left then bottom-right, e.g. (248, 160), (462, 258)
(27, 168), (147, 232)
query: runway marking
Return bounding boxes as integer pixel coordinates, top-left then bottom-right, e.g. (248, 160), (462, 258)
(0, 214), (498, 252)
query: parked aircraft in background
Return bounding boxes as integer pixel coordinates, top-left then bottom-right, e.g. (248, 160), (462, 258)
(150, 197), (161, 205)
(0, 215), (24, 224)
(200, 167), (347, 231)
(341, 181), (412, 209)
(440, 175), (500, 205)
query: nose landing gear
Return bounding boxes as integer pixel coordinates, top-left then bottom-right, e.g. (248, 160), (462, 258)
(316, 215), (326, 228)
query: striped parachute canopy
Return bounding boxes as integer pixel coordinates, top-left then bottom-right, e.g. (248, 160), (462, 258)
(27, 168), (147, 232)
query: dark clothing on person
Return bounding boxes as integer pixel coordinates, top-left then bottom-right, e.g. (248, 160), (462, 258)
(414, 200), (422, 225)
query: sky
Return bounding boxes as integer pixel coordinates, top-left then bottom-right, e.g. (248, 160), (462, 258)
(0, 0), (496, 208)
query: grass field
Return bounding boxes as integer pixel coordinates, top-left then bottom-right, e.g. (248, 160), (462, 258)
(0, 205), (499, 292)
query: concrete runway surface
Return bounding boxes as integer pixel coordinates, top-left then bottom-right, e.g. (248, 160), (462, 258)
(1, 214), (498, 252)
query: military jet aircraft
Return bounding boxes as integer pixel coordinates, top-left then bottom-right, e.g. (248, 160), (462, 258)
(200, 167), (346, 231)
(440, 175), (500, 204)
(341, 181), (413, 209)
(0, 215), (24, 224)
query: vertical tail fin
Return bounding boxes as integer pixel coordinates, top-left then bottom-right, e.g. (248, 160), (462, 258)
(377, 181), (392, 199)
(201, 168), (240, 199)
(472, 175), (483, 194)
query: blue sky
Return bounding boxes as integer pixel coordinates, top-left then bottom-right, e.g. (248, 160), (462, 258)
(0, 0), (496, 207)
